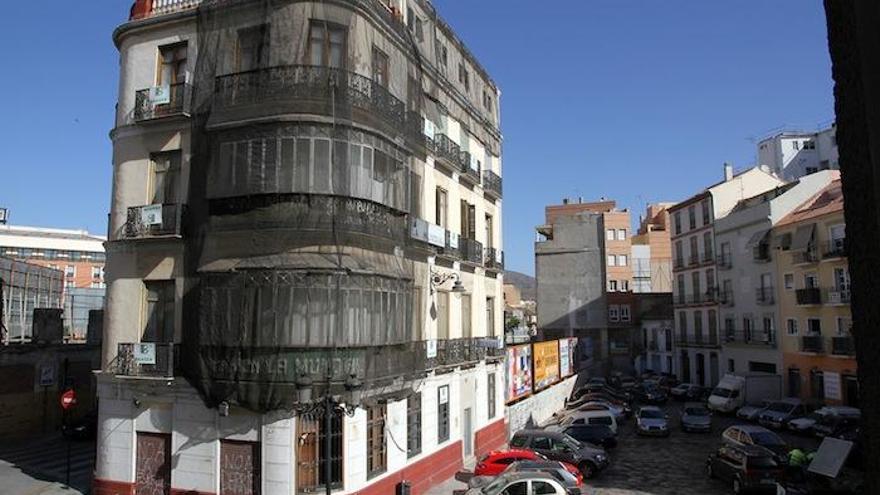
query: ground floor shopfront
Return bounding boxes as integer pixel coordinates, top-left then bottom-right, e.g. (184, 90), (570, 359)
(782, 352), (859, 407)
(92, 362), (505, 495)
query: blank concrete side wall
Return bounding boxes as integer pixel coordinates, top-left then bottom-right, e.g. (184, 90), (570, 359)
(505, 376), (576, 435)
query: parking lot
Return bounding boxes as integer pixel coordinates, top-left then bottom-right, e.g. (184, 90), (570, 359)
(584, 401), (821, 495)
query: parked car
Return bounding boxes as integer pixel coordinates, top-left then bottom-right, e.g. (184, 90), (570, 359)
(588, 377), (608, 387)
(812, 408), (861, 438)
(618, 376), (638, 391)
(509, 429), (610, 478)
(758, 398), (807, 429)
(570, 384), (632, 404)
(546, 424), (617, 449)
(464, 471), (579, 495)
(474, 449), (544, 477)
(557, 409), (619, 434)
(721, 425), (789, 462)
(788, 406), (858, 435)
(566, 392), (631, 412)
(505, 460), (583, 489)
(574, 400), (628, 421)
(736, 400), (771, 422)
(680, 403), (712, 433)
(635, 382), (668, 404)
(670, 383), (704, 401)
(635, 406), (670, 437)
(706, 444), (783, 494)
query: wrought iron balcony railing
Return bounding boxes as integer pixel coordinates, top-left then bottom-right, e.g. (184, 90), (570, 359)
(124, 203), (184, 239)
(460, 152), (481, 185)
(718, 290), (734, 307)
(800, 335), (824, 353)
(755, 287), (774, 305)
(718, 253), (733, 270)
(115, 342), (176, 378)
(724, 329), (776, 347)
(675, 334), (721, 348)
(674, 257), (685, 270)
(483, 169), (502, 198)
(484, 247), (504, 270)
(408, 217), (462, 261)
(215, 65), (406, 136)
(134, 82), (192, 122)
(823, 238), (846, 259)
(795, 287), (822, 305)
(430, 133), (470, 172)
(831, 336), (855, 356)
(792, 249), (819, 265)
(827, 288), (851, 305)
(688, 254), (700, 267)
(702, 251), (715, 263)
(459, 237), (484, 265)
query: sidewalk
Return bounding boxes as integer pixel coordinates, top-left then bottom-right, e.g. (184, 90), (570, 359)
(424, 458), (477, 495)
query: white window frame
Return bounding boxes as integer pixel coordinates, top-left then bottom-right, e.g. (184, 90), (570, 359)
(608, 305), (620, 322)
(786, 318), (798, 336)
(616, 229), (626, 241)
(620, 305), (631, 322)
(608, 280), (618, 292)
(618, 255), (628, 266)
(607, 255), (616, 267)
(783, 273), (794, 290)
(606, 229), (615, 241)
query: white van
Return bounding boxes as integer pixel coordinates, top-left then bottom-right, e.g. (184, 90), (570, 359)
(559, 409), (618, 434)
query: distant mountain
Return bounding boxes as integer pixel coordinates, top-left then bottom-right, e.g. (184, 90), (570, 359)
(505, 270), (536, 300)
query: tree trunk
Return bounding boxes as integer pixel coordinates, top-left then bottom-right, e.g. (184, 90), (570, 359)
(824, 1), (880, 491)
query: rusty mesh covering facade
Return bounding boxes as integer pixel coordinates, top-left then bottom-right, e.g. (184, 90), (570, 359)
(182, 0), (441, 411)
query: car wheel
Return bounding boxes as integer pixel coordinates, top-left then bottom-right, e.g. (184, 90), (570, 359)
(579, 461), (596, 479)
(733, 477), (742, 494)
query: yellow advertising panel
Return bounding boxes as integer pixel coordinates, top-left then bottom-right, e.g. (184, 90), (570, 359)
(533, 340), (560, 390)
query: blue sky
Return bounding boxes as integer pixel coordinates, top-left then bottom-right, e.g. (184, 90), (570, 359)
(1, 1), (833, 276)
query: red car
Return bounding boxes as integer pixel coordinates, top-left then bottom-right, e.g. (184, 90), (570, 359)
(474, 449), (543, 476)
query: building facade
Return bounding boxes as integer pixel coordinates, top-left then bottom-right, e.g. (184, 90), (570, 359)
(0, 224), (105, 340)
(97, 1), (505, 494)
(632, 203), (674, 293)
(715, 171), (837, 380)
(774, 178), (857, 406)
(669, 165), (784, 387)
(757, 123), (839, 182)
(634, 293), (674, 375)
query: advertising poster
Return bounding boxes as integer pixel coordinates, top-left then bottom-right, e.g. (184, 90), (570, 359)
(559, 337), (578, 377)
(506, 344), (532, 402)
(533, 340), (560, 390)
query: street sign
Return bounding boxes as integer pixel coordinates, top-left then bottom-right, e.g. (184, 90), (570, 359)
(39, 363), (56, 386)
(60, 389), (77, 410)
(134, 342), (157, 364)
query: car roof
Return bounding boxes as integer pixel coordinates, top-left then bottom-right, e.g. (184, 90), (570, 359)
(488, 449), (535, 458)
(639, 405), (662, 412)
(512, 460), (564, 469)
(734, 424), (774, 433)
(494, 470), (559, 482)
(825, 406), (860, 415)
(515, 429), (564, 438)
(576, 409), (614, 418)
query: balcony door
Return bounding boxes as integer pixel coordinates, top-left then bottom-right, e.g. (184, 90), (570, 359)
(158, 42), (187, 86)
(150, 151), (181, 206)
(143, 280), (174, 343)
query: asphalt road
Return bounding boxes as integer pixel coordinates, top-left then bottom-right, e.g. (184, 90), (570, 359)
(585, 401), (820, 495)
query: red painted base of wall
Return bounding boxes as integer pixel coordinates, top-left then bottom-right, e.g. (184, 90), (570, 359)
(474, 419), (507, 459)
(92, 479), (135, 495)
(355, 440), (463, 495)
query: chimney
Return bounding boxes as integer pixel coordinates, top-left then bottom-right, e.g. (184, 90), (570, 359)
(723, 162), (734, 181)
(578, 196), (583, 204)
(562, 198), (569, 205)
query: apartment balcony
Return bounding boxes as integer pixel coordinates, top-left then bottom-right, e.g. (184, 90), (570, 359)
(831, 336), (855, 356)
(792, 249), (820, 265)
(796, 287), (822, 306)
(409, 217), (462, 261)
(459, 237), (484, 265)
(702, 251), (715, 263)
(688, 254), (700, 267)
(800, 335), (825, 354)
(484, 247), (504, 271)
(129, 0), (200, 20)
(718, 253), (733, 270)
(483, 169), (502, 199)
(675, 334), (721, 348)
(674, 257), (685, 270)
(460, 152), (481, 186)
(827, 288), (851, 305)
(133, 82), (192, 122)
(823, 239), (846, 259)
(718, 291), (734, 307)
(724, 330), (776, 348)
(429, 338), (503, 369)
(755, 287), (775, 305)
(430, 133), (471, 173)
(404, 111), (428, 154)
(123, 203), (184, 239)
(753, 244), (772, 262)
(115, 342), (176, 378)
(213, 65), (406, 137)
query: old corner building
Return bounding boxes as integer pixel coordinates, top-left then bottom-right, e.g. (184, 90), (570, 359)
(97, 0), (505, 494)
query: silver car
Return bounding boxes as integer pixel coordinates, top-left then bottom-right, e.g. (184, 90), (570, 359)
(680, 403), (712, 433)
(635, 406), (669, 437)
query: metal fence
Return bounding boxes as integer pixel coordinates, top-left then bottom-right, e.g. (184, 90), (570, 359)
(0, 257), (63, 343)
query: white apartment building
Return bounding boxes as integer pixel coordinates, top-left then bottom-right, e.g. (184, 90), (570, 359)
(757, 123), (839, 182)
(97, 1), (505, 494)
(715, 170), (839, 378)
(669, 165), (784, 387)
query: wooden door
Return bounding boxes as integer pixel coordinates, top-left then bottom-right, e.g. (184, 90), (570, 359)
(220, 440), (260, 495)
(135, 432), (171, 495)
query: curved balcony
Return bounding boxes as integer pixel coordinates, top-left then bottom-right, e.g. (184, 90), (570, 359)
(123, 203), (184, 239)
(483, 169), (502, 198)
(212, 65), (406, 139)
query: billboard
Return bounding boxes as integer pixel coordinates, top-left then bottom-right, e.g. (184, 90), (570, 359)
(506, 344), (532, 402)
(559, 337), (578, 377)
(533, 340), (560, 390)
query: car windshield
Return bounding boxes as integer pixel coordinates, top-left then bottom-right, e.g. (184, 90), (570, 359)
(751, 431), (785, 446)
(639, 409), (664, 419)
(684, 407), (709, 416)
(590, 416), (613, 426)
(768, 402), (795, 413)
(712, 387), (733, 398)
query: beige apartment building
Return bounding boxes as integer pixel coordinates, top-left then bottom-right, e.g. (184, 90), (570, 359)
(775, 178), (857, 406)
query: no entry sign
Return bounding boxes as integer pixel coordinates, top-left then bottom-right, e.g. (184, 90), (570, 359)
(60, 389), (77, 410)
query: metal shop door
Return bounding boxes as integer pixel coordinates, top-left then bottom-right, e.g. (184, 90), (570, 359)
(220, 440), (261, 495)
(135, 432), (171, 495)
